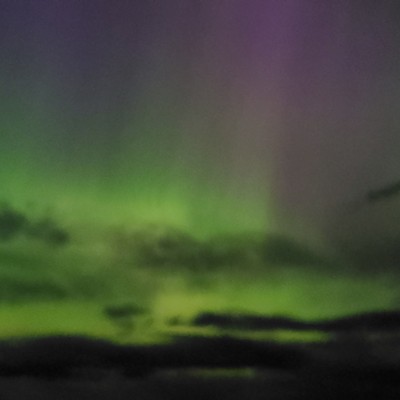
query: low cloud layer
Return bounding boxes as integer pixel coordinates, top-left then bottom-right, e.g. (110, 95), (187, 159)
(0, 203), (69, 246)
(112, 225), (329, 272)
(191, 310), (400, 334)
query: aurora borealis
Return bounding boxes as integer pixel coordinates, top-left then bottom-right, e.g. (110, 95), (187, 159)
(1, 0), (400, 342)
(1, 0), (400, 234)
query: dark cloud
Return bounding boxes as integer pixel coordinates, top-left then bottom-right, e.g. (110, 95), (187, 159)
(192, 310), (400, 334)
(25, 218), (70, 246)
(125, 226), (203, 269)
(114, 226), (328, 270)
(0, 203), (69, 246)
(193, 313), (311, 331)
(0, 277), (68, 302)
(0, 204), (27, 241)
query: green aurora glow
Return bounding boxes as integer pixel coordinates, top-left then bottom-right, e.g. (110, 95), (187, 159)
(0, 1), (400, 344)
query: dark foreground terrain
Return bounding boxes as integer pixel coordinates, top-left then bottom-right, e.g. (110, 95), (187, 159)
(1, 310), (400, 399)
(0, 363), (399, 400)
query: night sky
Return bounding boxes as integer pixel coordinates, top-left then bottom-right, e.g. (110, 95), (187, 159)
(1, 0), (399, 234)
(1, 0), (400, 339)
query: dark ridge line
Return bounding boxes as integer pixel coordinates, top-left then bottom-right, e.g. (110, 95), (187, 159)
(0, 333), (399, 380)
(0, 335), (306, 378)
